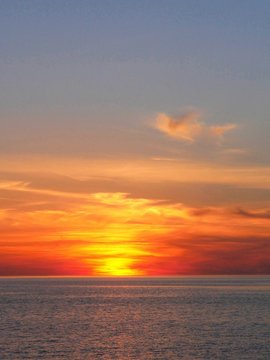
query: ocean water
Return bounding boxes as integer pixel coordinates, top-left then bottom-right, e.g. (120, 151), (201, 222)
(0, 277), (269, 360)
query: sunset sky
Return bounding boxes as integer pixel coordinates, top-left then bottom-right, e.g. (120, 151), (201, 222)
(1, 1), (270, 276)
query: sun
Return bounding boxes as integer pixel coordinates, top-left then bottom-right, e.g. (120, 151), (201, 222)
(96, 257), (143, 276)
(79, 232), (148, 276)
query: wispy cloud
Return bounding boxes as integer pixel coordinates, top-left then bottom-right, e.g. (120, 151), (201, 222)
(235, 208), (270, 219)
(2, 156), (270, 190)
(154, 111), (237, 143)
(221, 148), (248, 155)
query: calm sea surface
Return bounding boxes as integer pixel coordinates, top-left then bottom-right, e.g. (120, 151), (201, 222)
(0, 276), (269, 360)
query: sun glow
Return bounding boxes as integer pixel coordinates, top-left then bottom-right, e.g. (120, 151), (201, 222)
(79, 228), (149, 276)
(95, 257), (143, 276)
(57, 193), (187, 276)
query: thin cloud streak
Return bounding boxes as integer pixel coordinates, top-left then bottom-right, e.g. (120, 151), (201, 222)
(1, 155), (270, 189)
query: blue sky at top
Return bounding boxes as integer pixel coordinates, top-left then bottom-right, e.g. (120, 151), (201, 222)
(0, 0), (269, 162)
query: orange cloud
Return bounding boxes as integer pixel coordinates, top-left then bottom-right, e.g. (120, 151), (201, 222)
(154, 111), (237, 142)
(210, 123), (237, 137)
(155, 111), (202, 142)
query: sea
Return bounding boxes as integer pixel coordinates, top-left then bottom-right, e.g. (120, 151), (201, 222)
(0, 276), (269, 360)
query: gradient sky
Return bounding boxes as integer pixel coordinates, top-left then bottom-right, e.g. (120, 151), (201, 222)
(1, 1), (270, 275)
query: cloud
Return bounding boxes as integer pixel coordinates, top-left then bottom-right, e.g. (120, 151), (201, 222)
(0, 180), (30, 190)
(154, 111), (237, 142)
(154, 111), (202, 142)
(221, 148), (248, 155)
(210, 123), (237, 137)
(235, 208), (270, 219)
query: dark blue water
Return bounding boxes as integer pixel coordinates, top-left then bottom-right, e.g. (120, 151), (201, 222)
(0, 276), (269, 359)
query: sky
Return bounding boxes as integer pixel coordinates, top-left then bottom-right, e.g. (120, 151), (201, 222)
(0, 0), (270, 276)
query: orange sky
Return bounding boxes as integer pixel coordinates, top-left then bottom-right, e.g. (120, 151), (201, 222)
(1, 156), (269, 276)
